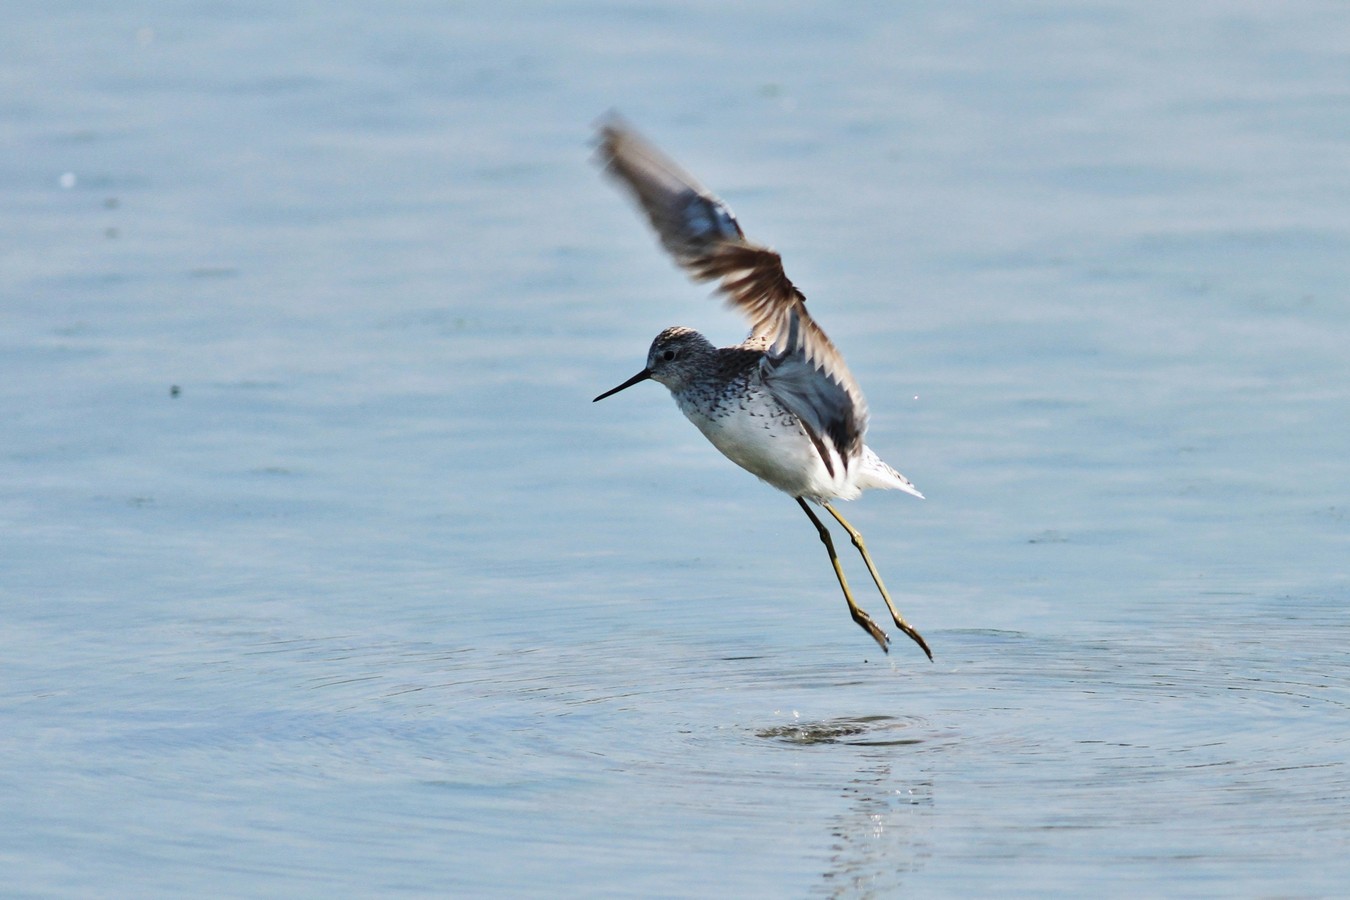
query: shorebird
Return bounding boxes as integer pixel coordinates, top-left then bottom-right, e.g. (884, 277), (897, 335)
(592, 117), (931, 659)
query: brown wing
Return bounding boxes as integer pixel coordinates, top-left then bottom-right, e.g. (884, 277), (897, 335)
(596, 116), (869, 465)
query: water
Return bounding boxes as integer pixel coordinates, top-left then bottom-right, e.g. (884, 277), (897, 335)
(3, 1), (1348, 896)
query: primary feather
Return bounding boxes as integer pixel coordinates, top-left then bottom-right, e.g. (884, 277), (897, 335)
(597, 117), (870, 473)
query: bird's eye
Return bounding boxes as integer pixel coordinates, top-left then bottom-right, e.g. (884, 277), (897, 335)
(662, 349), (677, 361)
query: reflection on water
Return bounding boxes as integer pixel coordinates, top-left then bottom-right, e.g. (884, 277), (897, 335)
(758, 717), (937, 895)
(821, 766), (934, 898)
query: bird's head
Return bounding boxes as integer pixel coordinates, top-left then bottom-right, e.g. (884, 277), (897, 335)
(593, 326), (715, 400)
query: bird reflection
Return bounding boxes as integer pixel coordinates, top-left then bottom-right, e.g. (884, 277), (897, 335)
(818, 761), (934, 897)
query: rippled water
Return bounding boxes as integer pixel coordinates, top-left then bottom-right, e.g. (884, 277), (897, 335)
(4, 1), (1348, 896)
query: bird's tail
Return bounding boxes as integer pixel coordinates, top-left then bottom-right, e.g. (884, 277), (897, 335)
(856, 446), (924, 499)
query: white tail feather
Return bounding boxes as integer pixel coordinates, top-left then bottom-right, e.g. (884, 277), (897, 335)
(856, 446), (924, 499)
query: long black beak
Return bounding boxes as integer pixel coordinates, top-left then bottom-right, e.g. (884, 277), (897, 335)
(593, 369), (652, 402)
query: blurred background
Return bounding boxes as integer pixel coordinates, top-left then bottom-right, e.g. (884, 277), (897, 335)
(4, 1), (1347, 895)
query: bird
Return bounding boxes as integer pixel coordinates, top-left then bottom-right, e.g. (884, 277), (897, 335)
(591, 116), (931, 659)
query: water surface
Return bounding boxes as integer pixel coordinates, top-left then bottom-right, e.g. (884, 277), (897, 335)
(3, 1), (1348, 896)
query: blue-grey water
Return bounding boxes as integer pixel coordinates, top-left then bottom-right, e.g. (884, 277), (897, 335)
(4, 1), (1348, 896)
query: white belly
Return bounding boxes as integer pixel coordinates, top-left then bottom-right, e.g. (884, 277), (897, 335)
(674, 387), (858, 502)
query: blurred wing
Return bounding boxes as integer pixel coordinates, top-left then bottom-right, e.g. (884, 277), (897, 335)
(596, 116), (869, 468)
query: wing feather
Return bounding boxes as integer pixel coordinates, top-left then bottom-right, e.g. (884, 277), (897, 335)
(596, 116), (869, 465)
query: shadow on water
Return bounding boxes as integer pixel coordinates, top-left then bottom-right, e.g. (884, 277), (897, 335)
(758, 714), (928, 747)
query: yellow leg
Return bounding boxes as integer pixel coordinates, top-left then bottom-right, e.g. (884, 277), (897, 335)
(796, 497), (890, 654)
(822, 502), (933, 661)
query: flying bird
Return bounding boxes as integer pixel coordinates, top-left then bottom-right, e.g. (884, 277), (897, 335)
(592, 117), (931, 659)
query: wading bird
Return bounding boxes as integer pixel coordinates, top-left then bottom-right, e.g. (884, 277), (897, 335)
(592, 118), (931, 659)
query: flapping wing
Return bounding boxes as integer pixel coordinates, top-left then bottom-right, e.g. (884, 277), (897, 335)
(595, 116), (869, 467)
